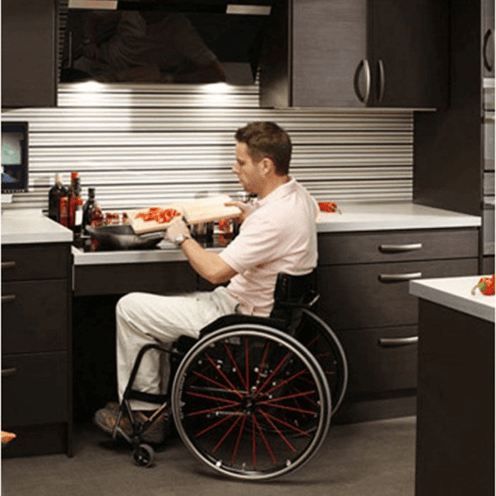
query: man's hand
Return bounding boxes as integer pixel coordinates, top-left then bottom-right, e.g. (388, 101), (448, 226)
(224, 201), (252, 224)
(166, 217), (190, 244)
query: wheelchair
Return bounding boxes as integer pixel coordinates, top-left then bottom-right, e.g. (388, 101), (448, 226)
(113, 272), (348, 481)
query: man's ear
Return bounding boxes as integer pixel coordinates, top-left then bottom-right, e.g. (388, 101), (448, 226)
(259, 156), (275, 176)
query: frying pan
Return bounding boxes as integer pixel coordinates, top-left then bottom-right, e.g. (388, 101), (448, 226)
(86, 225), (164, 251)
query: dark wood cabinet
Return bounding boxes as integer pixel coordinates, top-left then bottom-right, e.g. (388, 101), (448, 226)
(414, 0), (494, 272)
(260, 0), (449, 109)
(1, 0), (58, 108)
(1, 243), (72, 457)
(483, 0), (495, 78)
(316, 228), (479, 423)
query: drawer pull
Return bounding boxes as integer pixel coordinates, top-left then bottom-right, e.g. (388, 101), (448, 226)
(2, 367), (17, 377)
(380, 243), (422, 253)
(379, 336), (418, 347)
(1, 295), (16, 303)
(1, 261), (16, 270)
(379, 272), (422, 282)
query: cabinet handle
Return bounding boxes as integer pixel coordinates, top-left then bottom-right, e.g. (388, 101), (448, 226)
(377, 59), (386, 103)
(2, 367), (17, 377)
(379, 272), (422, 282)
(353, 59), (371, 105)
(380, 243), (422, 253)
(1, 295), (16, 303)
(484, 29), (493, 72)
(1, 261), (16, 270)
(378, 336), (418, 347)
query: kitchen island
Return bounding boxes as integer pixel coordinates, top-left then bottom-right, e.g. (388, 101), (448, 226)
(410, 276), (494, 496)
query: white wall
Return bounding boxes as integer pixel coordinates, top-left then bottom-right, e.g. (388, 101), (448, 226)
(2, 81), (413, 211)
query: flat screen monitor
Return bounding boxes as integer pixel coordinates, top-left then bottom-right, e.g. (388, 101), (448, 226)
(2, 121), (29, 194)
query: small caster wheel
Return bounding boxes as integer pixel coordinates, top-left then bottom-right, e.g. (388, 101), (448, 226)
(133, 443), (155, 467)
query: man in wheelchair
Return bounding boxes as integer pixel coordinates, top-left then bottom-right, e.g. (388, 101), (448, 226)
(94, 121), (320, 446)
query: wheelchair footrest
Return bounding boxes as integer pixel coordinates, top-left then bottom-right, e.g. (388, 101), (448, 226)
(124, 390), (168, 405)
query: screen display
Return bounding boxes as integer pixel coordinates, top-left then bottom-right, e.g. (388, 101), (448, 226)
(2, 122), (28, 193)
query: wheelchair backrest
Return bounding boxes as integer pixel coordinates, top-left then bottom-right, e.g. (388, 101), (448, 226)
(269, 271), (319, 329)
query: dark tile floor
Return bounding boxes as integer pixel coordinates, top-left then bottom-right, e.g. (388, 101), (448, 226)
(2, 416), (416, 496)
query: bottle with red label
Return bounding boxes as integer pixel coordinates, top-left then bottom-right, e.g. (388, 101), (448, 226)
(67, 172), (79, 229)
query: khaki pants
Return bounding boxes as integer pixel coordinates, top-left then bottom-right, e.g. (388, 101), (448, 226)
(116, 286), (239, 410)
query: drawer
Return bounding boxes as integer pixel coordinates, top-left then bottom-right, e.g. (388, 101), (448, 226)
(2, 279), (68, 354)
(2, 351), (68, 427)
(317, 258), (478, 330)
(2, 244), (70, 282)
(336, 326), (418, 396)
(318, 228), (479, 265)
(74, 261), (197, 296)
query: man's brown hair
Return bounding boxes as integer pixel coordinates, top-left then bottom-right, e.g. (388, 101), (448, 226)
(235, 122), (292, 176)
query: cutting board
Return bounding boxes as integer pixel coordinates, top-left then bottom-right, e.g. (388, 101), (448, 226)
(127, 195), (241, 234)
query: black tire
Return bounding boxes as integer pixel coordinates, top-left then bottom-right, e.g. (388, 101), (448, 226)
(133, 443), (155, 467)
(171, 325), (331, 481)
(293, 309), (348, 416)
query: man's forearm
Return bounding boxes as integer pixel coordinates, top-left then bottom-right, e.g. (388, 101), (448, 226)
(180, 238), (237, 285)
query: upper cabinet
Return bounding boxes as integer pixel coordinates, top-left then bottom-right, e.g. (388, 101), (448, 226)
(2, 0), (58, 108)
(482, 0), (495, 78)
(259, 0), (449, 109)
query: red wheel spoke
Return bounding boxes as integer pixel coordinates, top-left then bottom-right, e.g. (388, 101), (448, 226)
(254, 352), (290, 398)
(231, 415), (247, 463)
(188, 401), (240, 418)
(259, 409), (296, 452)
(193, 371), (242, 397)
(253, 414), (277, 465)
(245, 339), (250, 393)
(223, 342), (248, 391)
(212, 415), (242, 452)
(305, 336), (319, 349)
(260, 389), (315, 405)
(261, 368), (307, 397)
(315, 352), (332, 359)
(252, 416), (257, 468)
(263, 411), (311, 437)
(195, 409), (240, 437)
(255, 342), (271, 392)
(205, 354), (244, 398)
(258, 401), (315, 415)
(186, 390), (241, 404)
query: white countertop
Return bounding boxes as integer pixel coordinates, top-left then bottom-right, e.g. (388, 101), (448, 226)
(410, 276), (495, 323)
(1, 209), (73, 244)
(317, 201), (481, 232)
(72, 201), (481, 266)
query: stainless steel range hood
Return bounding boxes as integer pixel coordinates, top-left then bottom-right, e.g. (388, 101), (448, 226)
(62, 0), (272, 85)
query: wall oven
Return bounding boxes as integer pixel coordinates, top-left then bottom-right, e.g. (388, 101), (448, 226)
(483, 78), (494, 257)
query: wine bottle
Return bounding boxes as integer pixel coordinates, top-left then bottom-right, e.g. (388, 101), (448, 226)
(48, 173), (67, 222)
(72, 177), (84, 247)
(82, 188), (96, 234)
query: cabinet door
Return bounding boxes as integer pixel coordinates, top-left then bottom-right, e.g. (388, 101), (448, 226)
(291, 0), (367, 108)
(371, 0), (449, 108)
(483, 0), (495, 78)
(1, 0), (57, 108)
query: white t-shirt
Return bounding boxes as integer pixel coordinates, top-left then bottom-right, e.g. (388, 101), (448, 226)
(220, 177), (319, 317)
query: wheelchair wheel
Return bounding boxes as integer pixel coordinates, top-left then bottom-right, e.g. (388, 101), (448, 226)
(171, 325), (331, 481)
(293, 309), (348, 416)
